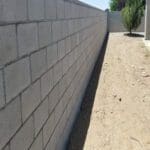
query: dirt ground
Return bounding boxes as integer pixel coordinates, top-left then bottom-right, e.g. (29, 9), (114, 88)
(67, 33), (150, 150)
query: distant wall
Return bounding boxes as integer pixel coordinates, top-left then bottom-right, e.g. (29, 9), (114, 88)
(145, 0), (150, 40)
(108, 11), (145, 32)
(0, 0), (107, 150)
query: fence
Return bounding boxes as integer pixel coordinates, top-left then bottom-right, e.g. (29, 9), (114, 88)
(0, 0), (108, 149)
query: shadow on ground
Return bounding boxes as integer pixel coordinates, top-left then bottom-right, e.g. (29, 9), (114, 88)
(124, 33), (144, 38)
(66, 34), (109, 150)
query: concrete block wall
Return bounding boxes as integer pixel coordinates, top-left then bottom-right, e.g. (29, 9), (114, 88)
(109, 11), (145, 32)
(0, 0), (107, 149)
(145, 0), (150, 40)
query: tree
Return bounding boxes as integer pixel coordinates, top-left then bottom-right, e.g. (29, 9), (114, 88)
(121, 0), (145, 34)
(110, 0), (126, 11)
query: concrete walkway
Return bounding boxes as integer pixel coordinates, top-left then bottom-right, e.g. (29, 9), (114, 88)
(67, 33), (150, 150)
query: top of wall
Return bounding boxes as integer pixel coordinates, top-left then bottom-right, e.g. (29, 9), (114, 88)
(66, 0), (104, 12)
(0, 0), (106, 26)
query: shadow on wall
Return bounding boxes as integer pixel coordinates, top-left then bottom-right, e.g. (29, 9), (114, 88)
(66, 34), (109, 150)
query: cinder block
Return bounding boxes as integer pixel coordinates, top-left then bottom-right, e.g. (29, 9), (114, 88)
(48, 84), (59, 114)
(29, 131), (43, 150)
(53, 61), (63, 86)
(0, 70), (5, 108)
(28, 0), (44, 20)
(39, 22), (52, 48)
(68, 20), (74, 35)
(55, 111), (68, 150)
(64, 1), (71, 19)
(47, 43), (58, 69)
(58, 75), (67, 99)
(54, 99), (63, 126)
(0, 0), (27, 22)
(10, 116), (34, 150)
(45, 0), (57, 19)
(62, 55), (69, 76)
(0, 25), (17, 66)
(5, 57), (31, 103)
(17, 23), (38, 57)
(61, 87), (70, 110)
(34, 98), (49, 136)
(71, 34), (77, 50)
(62, 21), (68, 38)
(58, 39), (66, 60)
(50, 118), (61, 150)
(41, 69), (53, 100)
(21, 80), (41, 122)
(0, 96), (21, 150)
(30, 49), (47, 81)
(2, 145), (10, 150)
(45, 132), (56, 150)
(43, 112), (55, 146)
(65, 37), (71, 54)
(56, 0), (65, 19)
(52, 21), (62, 42)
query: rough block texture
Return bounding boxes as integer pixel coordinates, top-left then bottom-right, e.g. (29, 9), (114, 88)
(0, 0), (108, 149)
(30, 49), (47, 81)
(17, 23), (38, 57)
(0, 25), (17, 66)
(21, 80), (41, 122)
(29, 131), (43, 150)
(0, 97), (21, 150)
(0, 0), (27, 22)
(5, 57), (30, 103)
(34, 98), (49, 136)
(28, 0), (45, 20)
(10, 116), (34, 150)
(47, 44), (58, 69)
(38, 22), (52, 48)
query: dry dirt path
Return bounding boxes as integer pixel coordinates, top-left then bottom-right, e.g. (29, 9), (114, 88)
(67, 33), (150, 150)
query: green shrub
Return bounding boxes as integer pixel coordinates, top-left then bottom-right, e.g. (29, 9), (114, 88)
(121, 0), (144, 34)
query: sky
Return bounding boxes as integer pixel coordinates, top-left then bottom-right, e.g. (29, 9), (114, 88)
(79, 0), (110, 10)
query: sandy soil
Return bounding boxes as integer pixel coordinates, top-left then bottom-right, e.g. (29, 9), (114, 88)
(67, 33), (150, 150)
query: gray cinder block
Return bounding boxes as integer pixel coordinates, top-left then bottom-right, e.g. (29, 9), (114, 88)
(21, 80), (41, 122)
(29, 131), (43, 150)
(0, 0), (27, 22)
(5, 57), (30, 103)
(39, 22), (52, 48)
(30, 49), (47, 81)
(47, 44), (58, 69)
(48, 84), (59, 114)
(58, 39), (66, 60)
(43, 112), (55, 146)
(52, 21), (62, 42)
(0, 97), (21, 150)
(28, 0), (45, 20)
(41, 69), (53, 100)
(34, 98), (49, 136)
(17, 23), (38, 57)
(45, 0), (57, 19)
(10, 116), (34, 150)
(0, 25), (17, 66)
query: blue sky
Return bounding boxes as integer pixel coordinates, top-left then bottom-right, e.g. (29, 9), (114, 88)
(79, 0), (110, 10)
